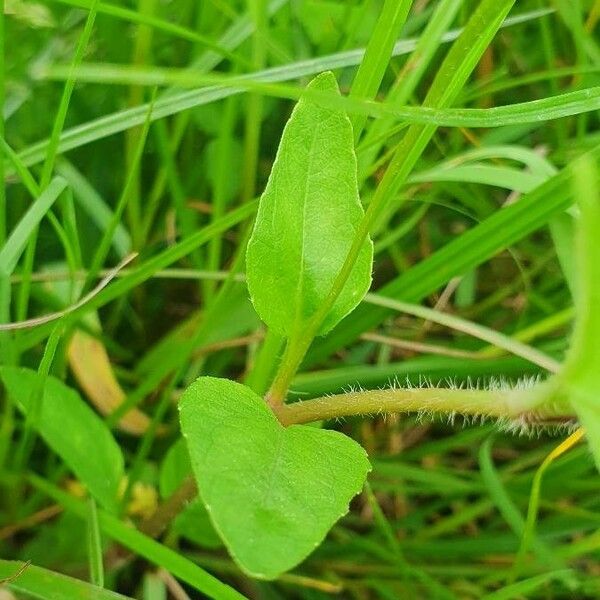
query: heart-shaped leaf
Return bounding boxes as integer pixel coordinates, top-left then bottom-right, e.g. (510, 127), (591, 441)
(246, 71), (373, 338)
(179, 377), (371, 579)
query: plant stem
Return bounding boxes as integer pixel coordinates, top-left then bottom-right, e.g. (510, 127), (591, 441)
(266, 334), (311, 407)
(273, 385), (573, 427)
(139, 476), (198, 539)
(266, 282), (562, 407)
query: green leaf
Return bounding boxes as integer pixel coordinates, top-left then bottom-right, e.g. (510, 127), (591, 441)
(559, 157), (600, 469)
(179, 376), (371, 579)
(0, 559), (133, 600)
(246, 71), (373, 338)
(0, 367), (124, 511)
(159, 440), (222, 549)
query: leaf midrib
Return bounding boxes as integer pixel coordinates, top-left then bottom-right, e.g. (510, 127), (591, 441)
(292, 119), (324, 337)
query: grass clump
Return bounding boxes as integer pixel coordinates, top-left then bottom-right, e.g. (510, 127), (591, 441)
(1, 1), (600, 598)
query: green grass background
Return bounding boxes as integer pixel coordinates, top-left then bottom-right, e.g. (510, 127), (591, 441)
(1, 0), (600, 598)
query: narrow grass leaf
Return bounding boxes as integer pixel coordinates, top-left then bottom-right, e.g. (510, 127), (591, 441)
(39, 65), (600, 129)
(481, 570), (575, 600)
(0, 559), (132, 600)
(366, 294), (560, 373)
(0, 366), (124, 511)
(348, 0), (413, 140)
(13, 9), (551, 171)
(478, 436), (569, 580)
(87, 498), (105, 588)
(39, 0), (99, 190)
(359, 0), (463, 176)
(514, 430), (585, 579)
(0, 176), (67, 275)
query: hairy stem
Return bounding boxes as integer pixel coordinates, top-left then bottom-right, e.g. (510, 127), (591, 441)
(273, 384), (574, 427)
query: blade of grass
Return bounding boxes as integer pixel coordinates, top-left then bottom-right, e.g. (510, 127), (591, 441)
(364, 294), (561, 373)
(124, 0), (157, 249)
(0, 177), (68, 276)
(87, 497), (104, 587)
(40, 1), (99, 189)
(477, 308), (574, 360)
(15, 1), (99, 345)
(408, 165), (544, 193)
(478, 436), (571, 582)
(12, 9), (551, 170)
(29, 475), (248, 600)
(348, 0), (413, 141)
(358, 0), (464, 178)
(51, 0), (250, 65)
(0, 137), (40, 196)
(12, 321), (64, 470)
(59, 187), (83, 286)
(241, 0), (267, 203)
(38, 64), (600, 129)
(512, 429), (585, 580)
(0, 4), (20, 435)
(84, 90), (156, 293)
(0, 559), (133, 599)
